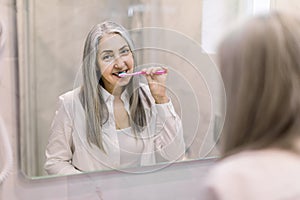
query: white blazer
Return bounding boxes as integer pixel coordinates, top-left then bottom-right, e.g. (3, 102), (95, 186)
(44, 84), (185, 175)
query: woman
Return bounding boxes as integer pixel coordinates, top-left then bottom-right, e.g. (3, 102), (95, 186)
(44, 21), (185, 175)
(202, 11), (300, 199)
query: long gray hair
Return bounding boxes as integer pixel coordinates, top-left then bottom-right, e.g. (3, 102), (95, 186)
(218, 11), (300, 157)
(80, 21), (150, 151)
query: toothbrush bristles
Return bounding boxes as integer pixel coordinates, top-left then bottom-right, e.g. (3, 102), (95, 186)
(118, 72), (127, 77)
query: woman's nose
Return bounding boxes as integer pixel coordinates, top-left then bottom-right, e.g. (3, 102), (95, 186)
(113, 56), (125, 69)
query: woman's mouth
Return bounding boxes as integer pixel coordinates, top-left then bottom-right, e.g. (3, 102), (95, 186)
(112, 70), (128, 77)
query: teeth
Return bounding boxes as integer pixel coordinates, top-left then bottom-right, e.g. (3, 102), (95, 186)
(119, 71), (127, 74)
(113, 70), (127, 76)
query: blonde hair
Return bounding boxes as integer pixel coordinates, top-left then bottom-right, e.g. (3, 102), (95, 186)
(80, 21), (150, 151)
(218, 11), (300, 157)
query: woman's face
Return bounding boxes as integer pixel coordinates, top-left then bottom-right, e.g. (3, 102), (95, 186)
(97, 33), (134, 93)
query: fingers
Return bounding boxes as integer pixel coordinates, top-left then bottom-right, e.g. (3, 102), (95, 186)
(142, 66), (168, 103)
(141, 66), (168, 87)
(161, 66), (168, 74)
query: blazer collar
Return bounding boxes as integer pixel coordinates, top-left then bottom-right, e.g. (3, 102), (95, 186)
(99, 85), (130, 103)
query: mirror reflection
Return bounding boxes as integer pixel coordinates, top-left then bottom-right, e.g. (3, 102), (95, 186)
(44, 21), (186, 175)
(18, 0), (236, 178)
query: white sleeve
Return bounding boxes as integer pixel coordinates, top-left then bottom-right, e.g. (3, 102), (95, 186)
(154, 100), (185, 161)
(44, 96), (81, 175)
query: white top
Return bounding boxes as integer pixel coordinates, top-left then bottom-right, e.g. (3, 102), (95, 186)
(117, 127), (143, 168)
(44, 84), (185, 175)
(201, 148), (300, 200)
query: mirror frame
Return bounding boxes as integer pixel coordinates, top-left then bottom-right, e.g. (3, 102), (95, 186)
(17, 0), (40, 178)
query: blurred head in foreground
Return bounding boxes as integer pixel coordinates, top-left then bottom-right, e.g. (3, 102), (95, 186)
(219, 11), (300, 157)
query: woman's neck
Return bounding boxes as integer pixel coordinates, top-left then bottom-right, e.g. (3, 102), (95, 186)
(105, 85), (124, 97)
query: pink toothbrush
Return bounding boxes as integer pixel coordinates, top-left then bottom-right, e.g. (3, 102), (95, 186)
(118, 69), (166, 77)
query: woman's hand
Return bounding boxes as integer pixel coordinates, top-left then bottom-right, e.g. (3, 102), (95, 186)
(142, 66), (169, 104)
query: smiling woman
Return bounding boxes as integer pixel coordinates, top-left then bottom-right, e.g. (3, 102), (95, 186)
(97, 33), (135, 93)
(44, 21), (186, 175)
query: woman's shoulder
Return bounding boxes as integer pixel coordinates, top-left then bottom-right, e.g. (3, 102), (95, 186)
(205, 151), (258, 181)
(203, 149), (300, 199)
(206, 148), (300, 184)
(56, 88), (82, 112)
(59, 87), (81, 102)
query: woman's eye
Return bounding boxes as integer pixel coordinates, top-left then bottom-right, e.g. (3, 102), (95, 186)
(102, 54), (113, 61)
(120, 49), (130, 55)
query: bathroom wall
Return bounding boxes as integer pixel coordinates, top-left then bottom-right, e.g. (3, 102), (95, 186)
(271, 0), (300, 11)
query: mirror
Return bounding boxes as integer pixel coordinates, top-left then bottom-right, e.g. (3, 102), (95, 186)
(18, 0), (230, 178)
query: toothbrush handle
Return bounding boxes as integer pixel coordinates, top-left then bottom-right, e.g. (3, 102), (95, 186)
(119, 69), (167, 77)
(140, 69), (166, 75)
